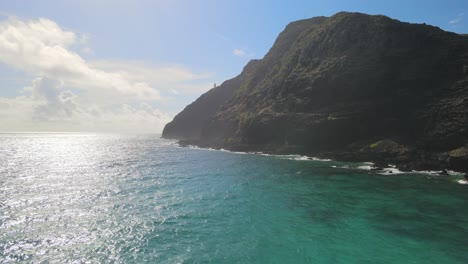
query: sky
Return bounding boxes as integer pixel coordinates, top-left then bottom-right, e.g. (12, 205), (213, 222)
(0, 0), (467, 133)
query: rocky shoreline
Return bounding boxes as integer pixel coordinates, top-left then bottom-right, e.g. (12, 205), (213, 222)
(178, 139), (468, 173)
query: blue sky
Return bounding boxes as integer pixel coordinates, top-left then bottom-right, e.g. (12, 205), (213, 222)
(0, 0), (466, 132)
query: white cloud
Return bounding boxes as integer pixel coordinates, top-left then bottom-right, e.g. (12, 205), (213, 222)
(0, 93), (173, 133)
(233, 48), (255, 58)
(28, 77), (78, 121)
(233, 48), (247, 57)
(80, 46), (93, 54)
(0, 16), (211, 133)
(0, 17), (161, 100)
(449, 13), (464, 25)
(90, 59), (213, 94)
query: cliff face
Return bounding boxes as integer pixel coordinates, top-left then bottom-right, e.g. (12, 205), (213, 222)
(163, 59), (260, 140)
(163, 12), (468, 172)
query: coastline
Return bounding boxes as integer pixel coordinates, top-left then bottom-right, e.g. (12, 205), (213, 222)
(162, 12), (468, 177)
(173, 139), (466, 178)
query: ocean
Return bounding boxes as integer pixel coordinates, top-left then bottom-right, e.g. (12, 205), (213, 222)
(0, 133), (467, 263)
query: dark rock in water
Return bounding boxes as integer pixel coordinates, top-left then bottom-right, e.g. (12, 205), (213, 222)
(447, 146), (468, 172)
(163, 12), (468, 172)
(439, 169), (449, 176)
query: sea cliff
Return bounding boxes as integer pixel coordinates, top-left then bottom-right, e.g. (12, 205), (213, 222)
(163, 12), (468, 172)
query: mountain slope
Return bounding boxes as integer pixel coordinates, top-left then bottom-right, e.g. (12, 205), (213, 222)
(162, 12), (468, 172)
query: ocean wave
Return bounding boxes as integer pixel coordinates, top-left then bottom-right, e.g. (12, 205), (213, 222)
(331, 165), (352, 169)
(182, 145), (332, 161)
(357, 165), (373, 170)
(182, 144), (465, 177)
(334, 162), (465, 177)
(376, 168), (405, 175)
(457, 180), (468, 185)
(332, 164), (405, 175)
(257, 154), (332, 162)
(219, 148), (248, 154)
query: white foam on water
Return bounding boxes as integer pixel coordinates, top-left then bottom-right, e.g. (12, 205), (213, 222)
(184, 145), (219, 152)
(275, 154), (332, 162)
(179, 143), (336, 162)
(188, 145), (200, 149)
(410, 170), (466, 177)
(233, 151), (248, 155)
(309, 157), (333, 162)
(411, 170), (440, 175)
(182, 144), (466, 179)
(257, 153), (274, 156)
(357, 165), (373, 170)
(448, 170), (464, 176)
(218, 148), (249, 155)
(292, 156), (310, 161)
(332, 161), (466, 178)
(332, 165), (352, 169)
(457, 180), (468, 185)
(377, 168), (405, 175)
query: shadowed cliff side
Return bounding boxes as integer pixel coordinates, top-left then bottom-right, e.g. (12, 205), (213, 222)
(162, 60), (260, 140)
(163, 12), (468, 172)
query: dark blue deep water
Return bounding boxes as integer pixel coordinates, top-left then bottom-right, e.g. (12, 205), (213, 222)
(0, 134), (467, 263)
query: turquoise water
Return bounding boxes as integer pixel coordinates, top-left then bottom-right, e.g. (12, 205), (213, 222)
(0, 134), (467, 263)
